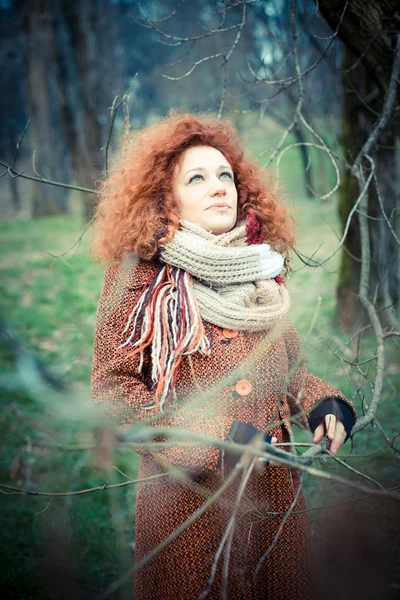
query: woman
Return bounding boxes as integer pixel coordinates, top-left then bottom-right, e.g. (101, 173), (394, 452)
(90, 113), (356, 600)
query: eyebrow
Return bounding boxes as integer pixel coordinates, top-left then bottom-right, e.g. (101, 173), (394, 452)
(184, 165), (233, 176)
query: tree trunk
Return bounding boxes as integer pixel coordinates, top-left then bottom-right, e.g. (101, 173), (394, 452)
(16, 0), (69, 217)
(336, 47), (399, 330)
(315, 0), (400, 94)
(47, 0), (103, 221)
(314, 0), (400, 330)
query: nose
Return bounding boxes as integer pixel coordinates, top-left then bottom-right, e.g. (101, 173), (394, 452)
(209, 175), (227, 196)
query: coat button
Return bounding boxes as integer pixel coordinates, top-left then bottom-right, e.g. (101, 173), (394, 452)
(235, 380), (252, 396)
(223, 328), (238, 339)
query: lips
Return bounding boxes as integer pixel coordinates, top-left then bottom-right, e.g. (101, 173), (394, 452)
(207, 203), (231, 210)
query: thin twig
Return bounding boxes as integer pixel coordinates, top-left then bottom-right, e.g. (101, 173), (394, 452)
(351, 160), (384, 435)
(11, 119), (31, 170)
(251, 2), (348, 88)
(323, 450), (386, 489)
(105, 74), (138, 172)
(136, 0), (241, 42)
(254, 473), (305, 578)
(0, 161), (95, 194)
(0, 473), (168, 497)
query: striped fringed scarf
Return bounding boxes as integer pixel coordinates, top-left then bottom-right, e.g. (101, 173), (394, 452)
(119, 264), (211, 412)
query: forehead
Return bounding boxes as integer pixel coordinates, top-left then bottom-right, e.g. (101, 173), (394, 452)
(174, 145), (231, 176)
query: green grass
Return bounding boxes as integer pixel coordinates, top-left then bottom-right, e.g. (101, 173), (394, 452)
(0, 139), (399, 598)
(0, 217), (138, 598)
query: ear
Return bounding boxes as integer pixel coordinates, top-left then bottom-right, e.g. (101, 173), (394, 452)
(246, 211), (264, 245)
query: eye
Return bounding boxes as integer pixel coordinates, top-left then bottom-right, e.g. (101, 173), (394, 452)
(188, 173), (204, 183)
(220, 171), (233, 179)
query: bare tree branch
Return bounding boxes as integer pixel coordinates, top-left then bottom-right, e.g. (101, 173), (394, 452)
(0, 160), (95, 194)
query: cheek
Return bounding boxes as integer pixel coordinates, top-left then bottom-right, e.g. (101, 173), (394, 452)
(232, 190), (238, 211)
(234, 190), (240, 213)
(178, 190), (202, 217)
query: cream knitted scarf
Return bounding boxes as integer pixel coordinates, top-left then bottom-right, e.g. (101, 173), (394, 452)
(162, 220), (290, 330)
(120, 220), (290, 410)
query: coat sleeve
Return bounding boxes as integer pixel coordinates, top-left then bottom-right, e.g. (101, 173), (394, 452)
(282, 322), (357, 431)
(90, 263), (221, 477)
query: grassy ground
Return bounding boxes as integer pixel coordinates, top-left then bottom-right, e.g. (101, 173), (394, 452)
(0, 135), (399, 598)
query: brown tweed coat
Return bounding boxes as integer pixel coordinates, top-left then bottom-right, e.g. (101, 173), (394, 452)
(91, 260), (356, 600)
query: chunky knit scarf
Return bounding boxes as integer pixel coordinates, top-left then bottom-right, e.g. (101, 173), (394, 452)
(119, 219), (290, 411)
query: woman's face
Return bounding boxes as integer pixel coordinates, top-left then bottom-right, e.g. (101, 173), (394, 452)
(172, 145), (238, 235)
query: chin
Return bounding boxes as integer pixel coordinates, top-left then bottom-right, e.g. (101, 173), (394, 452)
(205, 217), (236, 235)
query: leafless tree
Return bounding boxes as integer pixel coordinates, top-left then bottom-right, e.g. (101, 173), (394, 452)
(314, 0), (400, 330)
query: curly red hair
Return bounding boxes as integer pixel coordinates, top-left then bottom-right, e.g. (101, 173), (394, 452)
(91, 113), (295, 264)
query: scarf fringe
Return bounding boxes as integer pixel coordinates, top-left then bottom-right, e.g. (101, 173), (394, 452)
(119, 265), (211, 412)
